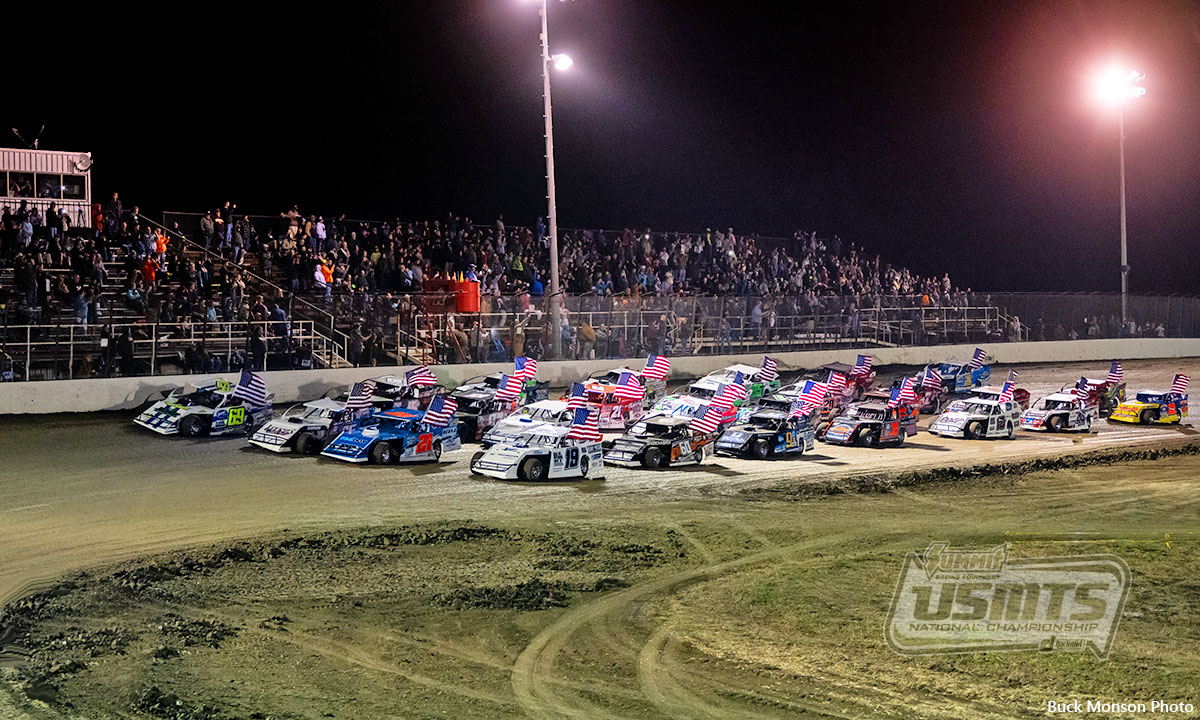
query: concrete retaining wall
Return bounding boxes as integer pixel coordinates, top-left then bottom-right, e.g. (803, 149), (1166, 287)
(2, 338), (1197, 415)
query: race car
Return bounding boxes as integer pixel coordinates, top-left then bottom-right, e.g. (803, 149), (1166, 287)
(604, 415), (717, 468)
(1071, 364), (1126, 416)
(1020, 393), (1098, 432)
(803, 361), (876, 399)
(321, 407), (461, 464)
(899, 372), (946, 414)
(820, 402), (917, 447)
(134, 376), (273, 437)
(469, 425), (605, 481)
(451, 373), (549, 442)
(481, 400), (572, 448)
(715, 410), (815, 459)
(248, 398), (374, 453)
(933, 360), (991, 394)
(763, 380), (854, 436)
(644, 394), (738, 428)
(587, 365), (667, 402)
(574, 370), (652, 430)
(970, 384), (1031, 411)
(1108, 375), (1189, 425)
(687, 362), (781, 404)
(347, 373), (444, 411)
(928, 397), (1021, 439)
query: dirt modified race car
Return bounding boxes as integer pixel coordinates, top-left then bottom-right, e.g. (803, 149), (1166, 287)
(715, 410), (815, 459)
(1108, 375), (1189, 425)
(135, 376), (274, 437)
(604, 415), (717, 468)
(469, 425), (605, 481)
(481, 400), (572, 448)
(1020, 393), (1098, 432)
(933, 349), (991, 393)
(321, 407), (461, 464)
(802, 360), (876, 400)
(451, 373), (549, 442)
(970, 384), (1031, 411)
(248, 398), (373, 453)
(687, 361), (781, 404)
(820, 401), (917, 447)
(928, 397), (1021, 439)
(1073, 362), (1127, 416)
(576, 370), (652, 430)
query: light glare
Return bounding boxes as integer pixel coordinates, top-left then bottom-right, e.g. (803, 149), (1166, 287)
(552, 54), (573, 71)
(1092, 66), (1146, 105)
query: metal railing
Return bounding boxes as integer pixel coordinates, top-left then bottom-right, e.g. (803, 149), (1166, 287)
(0, 319), (335, 381)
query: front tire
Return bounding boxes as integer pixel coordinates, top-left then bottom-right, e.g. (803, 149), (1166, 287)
(751, 438), (769, 460)
(431, 441), (443, 462)
(520, 456), (546, 481)
(1047, 415), (1063, 432)
(293, 431), (318, 454)
(859, 429), (878, 447)
(964, 421), (983, 440)
(469, 451), (485, 474)
(371, 442), (394, 465)
(179, 415), (206, 437)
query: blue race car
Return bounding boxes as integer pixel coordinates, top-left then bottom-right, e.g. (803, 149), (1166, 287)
(936, 360), (991, 393)
(321, 408), (462, 464)
(714, 410), (815, 459)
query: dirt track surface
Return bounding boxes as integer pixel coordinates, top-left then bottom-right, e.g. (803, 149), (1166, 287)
(1, 359), (1196, 612)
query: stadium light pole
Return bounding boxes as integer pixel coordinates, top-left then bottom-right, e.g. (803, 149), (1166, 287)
(534, 0), (572, 358)
(1094, 67), (1146, 324)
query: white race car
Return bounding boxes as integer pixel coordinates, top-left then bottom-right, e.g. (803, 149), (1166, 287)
(469, 425), (605, 481)
(481, 400), (572, 448)
(248, 398), (369, 453)
(135, 378), (273, 437)
(1020, 393), (1098, 433)
(928, 398), (1021, 439)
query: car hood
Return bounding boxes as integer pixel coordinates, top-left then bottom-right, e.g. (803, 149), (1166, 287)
(135, 400), (191, 428)
(932, 412), (974, 429)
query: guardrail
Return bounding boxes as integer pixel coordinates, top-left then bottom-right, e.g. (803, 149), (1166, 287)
(0, 319), (334, 381)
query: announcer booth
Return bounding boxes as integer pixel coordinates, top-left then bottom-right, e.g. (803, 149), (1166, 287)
(0, 147), (94, 229)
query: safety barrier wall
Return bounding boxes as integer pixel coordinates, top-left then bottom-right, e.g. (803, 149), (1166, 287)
(1, 338), (1198, 415)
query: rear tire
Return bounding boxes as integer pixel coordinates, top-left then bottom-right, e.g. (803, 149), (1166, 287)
(1006, 422), (1014, 439)
(751, 438), (769, 460)
(520, 456), (546, 481)
(642, 447), (664, 469)
(580, 453), (590, 477)
(815, 421), (830, 438)
(370, 442), (394, 465)
(180, 415), (206, 438)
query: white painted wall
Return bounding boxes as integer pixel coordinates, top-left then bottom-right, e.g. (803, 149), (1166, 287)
(2, 338), (1198, 415)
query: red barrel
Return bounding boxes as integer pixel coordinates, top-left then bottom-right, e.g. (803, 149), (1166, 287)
(454, 280), (480, 313)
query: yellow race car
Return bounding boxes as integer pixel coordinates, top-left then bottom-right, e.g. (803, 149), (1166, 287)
(1108, 374), (1189, 425)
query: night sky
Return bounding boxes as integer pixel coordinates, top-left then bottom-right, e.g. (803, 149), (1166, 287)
(9, 0), (1200, 293)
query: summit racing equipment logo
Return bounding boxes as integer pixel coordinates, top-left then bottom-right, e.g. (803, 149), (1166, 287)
(885, 542), (1130, 659)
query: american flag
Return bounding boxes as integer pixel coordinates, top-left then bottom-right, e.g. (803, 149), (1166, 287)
(967, 347), (988, 371)
(566, 382), (588, 410)
(643, 355), (671, 381)
(828, 371), (849, 395)
(231, 369), (269, 406)
(851, 355), (873, 376)
(689, 404), (722, 434)
(889, 377), (917, 408)
(922, 365), (942, 391)
(423, 394), (457, 427)
(1006, 369), (1019, 384)
(798, 380), (828, 406)
(997, 381), (1015, 404)
(1106, 361), (1124, 385)
(494, 373), (523, 401)
(345, 380), (377, 410)
(713, 373), (748, 408)
(788, 399), (808, 419)
(566, 407), (602, 442)
(1074, 377), (1093, 403)
(759, 356), (779, 383)
(1171, 374), (1190, 393)
(514, 356), (538, 380)
(406, 365), (438, 386)
(612, 372), (645, 401)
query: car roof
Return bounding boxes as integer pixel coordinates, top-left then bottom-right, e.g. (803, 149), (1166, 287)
(856, 402), (890, 411)
(304, 398), (346, 411)
(647, 415), (691, 426)
(750, 410), (787, 421)
(526, 399), (568, 412)
(381, 408), (423, 421)
(952, 397), (1000, 406)
(1042, 393), (1079, 402)
(709, 363), (760, 376)
(819, 362), (855, 373)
